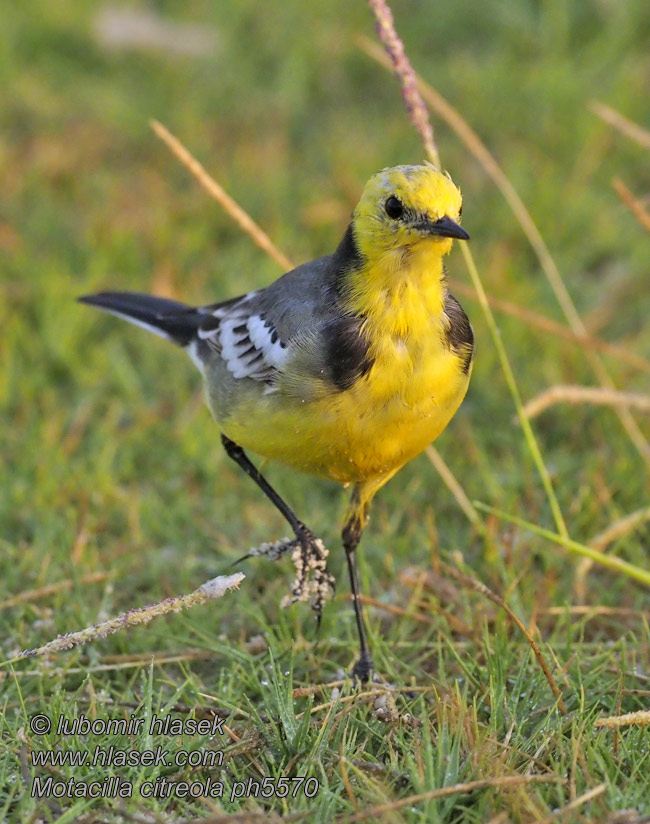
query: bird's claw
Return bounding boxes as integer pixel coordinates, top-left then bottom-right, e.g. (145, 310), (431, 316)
(280, 532), (336, 620)
(242, 533), (335, 620)
(230, 552), (252, 567)
(350, 651), (375, 684)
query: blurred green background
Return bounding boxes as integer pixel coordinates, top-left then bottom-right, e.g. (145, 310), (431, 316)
(1, 1), (649, 821)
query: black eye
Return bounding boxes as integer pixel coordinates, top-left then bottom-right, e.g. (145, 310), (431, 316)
(458, 205), (463, 217)
(385, 196), (404, 219)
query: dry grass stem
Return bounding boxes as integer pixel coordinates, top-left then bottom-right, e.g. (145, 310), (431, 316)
(150, 119), (294, 271)
(439, 561), (568, 714)
(449, 278), (650, 376)
(589, 101), (650, 150)
(413, 597), (473, 635)
(292, 680), (346, 698)
(295, 685), (435, 721)
(356, 593), (435, 625)
(221, 723), (267, 778)
(521, 385), (650, 421)
(594, 710), (650, 729)
(540, 605), (648, 619)
(359, 36), (650, 468)
(579, 507), (641, 597)
(354, 590), (472, 634)
(339, 755), (362, 815)
(535, 783), (607, 824)
(335, 775), (564, 823)
(12, 651), (218, 678)
(365, 0), (440, 166)
(425, 445), (487, 534)
(612, 177), (650, 233)
(590, 506), (650, 553)
(0, 571), (109, 610)
(4, 573), (244, 664)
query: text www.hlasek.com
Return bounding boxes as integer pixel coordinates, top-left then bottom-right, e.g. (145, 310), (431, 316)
(32, 745), (215, 769)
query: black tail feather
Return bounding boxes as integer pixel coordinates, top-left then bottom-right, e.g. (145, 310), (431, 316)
(78, 291), (202, 346)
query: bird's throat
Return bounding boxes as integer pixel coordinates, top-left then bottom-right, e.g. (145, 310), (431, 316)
(343, 242), (448, 341)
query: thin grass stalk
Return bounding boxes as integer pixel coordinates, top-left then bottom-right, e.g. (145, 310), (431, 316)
(424, 445), (488, 536)
(460, 244), (568, 537)
(612, 176), (650, 233)
(521, 385), (650, 421)
(2, 573), (245, 666)
(534, 784), (607, 824)
(366, 0), (440, 166)
(590, 101), (650, 151)
(151, 120), (293, 271)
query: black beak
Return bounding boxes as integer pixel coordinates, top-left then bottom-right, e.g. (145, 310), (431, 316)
(421, 215), (470, 241)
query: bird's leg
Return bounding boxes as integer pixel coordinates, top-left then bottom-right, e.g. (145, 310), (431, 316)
(342, 509), (373, 683)
(221, 434), (335, 618)
(342, 474), (398, 683)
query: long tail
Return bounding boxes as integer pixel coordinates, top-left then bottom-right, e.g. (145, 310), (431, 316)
(78, 291), (203, 347)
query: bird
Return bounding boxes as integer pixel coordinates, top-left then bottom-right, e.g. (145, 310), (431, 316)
(79, 163), (473, 682)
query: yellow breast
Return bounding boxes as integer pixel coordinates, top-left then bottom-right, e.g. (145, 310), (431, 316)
(292, 329), (470, 481)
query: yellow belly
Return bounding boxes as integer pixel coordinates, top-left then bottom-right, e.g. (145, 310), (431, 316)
(219, 345), (470, 484)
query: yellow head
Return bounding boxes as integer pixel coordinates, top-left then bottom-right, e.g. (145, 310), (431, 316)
(352, 164), (468, 261)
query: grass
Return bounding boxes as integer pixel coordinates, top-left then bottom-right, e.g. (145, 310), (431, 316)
(1, 0), (650, 821)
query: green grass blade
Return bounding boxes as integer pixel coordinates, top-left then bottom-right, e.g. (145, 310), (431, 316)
(475, 502), (650, 586)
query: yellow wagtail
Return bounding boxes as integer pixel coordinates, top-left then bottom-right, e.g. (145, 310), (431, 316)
(80, 164), (472, 681)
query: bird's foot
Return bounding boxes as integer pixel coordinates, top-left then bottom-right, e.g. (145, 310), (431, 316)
(280, 529), (336, 621)
(350, 651), (375, 684)
(242, 532), (335, 621)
